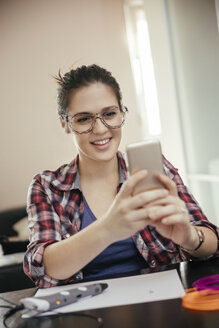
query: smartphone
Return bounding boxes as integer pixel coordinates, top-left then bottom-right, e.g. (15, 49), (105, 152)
(126, 139), (165, 194)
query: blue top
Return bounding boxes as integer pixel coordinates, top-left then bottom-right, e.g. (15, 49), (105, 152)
(80, 197), (148, 281)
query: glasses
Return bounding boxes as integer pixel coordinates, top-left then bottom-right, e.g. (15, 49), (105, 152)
(61, 106), (128, 134)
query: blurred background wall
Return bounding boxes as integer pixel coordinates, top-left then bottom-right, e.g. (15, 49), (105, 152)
(0, 0), (141, 210)
(1, 0), (219, 226)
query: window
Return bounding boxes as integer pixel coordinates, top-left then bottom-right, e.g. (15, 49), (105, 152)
(124, 0), (161, 138)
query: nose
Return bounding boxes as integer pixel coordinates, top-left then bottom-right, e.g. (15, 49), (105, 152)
(92, 116), (108, 134)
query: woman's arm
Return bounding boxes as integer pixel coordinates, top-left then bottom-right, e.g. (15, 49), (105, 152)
(43, 170), (169, 280)
(145, 173), (218, 258)
(43, 217), (113, 280)
(181, 226), (218, 257)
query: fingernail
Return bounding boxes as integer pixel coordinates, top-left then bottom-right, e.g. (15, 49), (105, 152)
(140, 170), (147, 177)
(148, 211), (154, 219)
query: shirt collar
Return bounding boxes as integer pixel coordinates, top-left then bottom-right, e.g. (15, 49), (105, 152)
(51, 152), (127, 191)
(117, 151), (128, 186)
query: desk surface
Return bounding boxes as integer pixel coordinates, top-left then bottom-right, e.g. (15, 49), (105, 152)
(0, 257), (219, 328)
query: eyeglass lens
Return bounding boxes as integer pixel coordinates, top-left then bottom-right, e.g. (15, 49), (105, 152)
(69, 107), (125, 133)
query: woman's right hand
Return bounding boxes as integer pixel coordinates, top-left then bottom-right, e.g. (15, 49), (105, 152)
(101, 170), (169, 243)
(43, 170), (168, 280)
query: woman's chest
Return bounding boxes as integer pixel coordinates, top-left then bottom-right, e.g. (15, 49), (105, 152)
(82, 182), (117, 219)
(84, 188), (116, 219)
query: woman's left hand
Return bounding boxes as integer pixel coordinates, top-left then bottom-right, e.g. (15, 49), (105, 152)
(145, 173), (197, 249)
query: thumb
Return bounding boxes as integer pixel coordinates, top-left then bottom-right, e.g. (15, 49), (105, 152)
(119, 170), (148, 198)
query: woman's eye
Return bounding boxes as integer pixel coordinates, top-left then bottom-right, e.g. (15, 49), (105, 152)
(76, 116), (92, 124)
(104, 110), (117, 118)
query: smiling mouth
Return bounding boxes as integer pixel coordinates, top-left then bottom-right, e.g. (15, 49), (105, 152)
(91, 138), (111, 145)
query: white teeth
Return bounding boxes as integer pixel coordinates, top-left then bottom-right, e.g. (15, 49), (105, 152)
(93, 138), (110, 145)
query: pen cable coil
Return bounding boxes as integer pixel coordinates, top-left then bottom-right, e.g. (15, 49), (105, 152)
(181, 275), (219, 311)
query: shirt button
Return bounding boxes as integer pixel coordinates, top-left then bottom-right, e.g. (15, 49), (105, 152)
(151, 259), (156, 267)
(75, 273), (81, 280)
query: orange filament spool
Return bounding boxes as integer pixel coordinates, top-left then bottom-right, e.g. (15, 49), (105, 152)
(182, 288), (219, 311)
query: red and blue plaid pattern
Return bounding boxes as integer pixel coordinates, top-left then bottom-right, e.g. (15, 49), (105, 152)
(23, 153), (219, 288)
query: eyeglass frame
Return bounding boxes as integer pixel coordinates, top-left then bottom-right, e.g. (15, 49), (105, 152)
(60, 105), (128, 134)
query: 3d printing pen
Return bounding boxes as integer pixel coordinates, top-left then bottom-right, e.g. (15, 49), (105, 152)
(20, 283), (108, 312)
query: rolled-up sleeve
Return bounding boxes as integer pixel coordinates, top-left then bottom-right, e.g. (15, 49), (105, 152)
(163, 157), (219, 258)
(23, 175), (82, 288)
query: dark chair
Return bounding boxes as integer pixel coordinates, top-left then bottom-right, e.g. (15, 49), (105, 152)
(0, 206), (27, 237)
(0, 207), (35, 292)
(0, 206), (29, 255)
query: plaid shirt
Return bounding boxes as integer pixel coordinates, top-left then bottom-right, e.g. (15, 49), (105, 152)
(23, 152), (219, 288)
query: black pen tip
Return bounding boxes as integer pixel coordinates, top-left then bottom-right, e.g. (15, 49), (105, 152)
(100, 283), (108, 291)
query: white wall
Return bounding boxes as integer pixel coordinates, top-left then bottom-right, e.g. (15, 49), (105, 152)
(166, 0), (219, 174)
(141, 0), (219, 224)
(165, 0), (219, 225)
(142, 0), (186, 180)
(0, 0), (142, 210)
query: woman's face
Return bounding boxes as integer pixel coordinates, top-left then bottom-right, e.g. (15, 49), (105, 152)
(67, 82), (122, 165)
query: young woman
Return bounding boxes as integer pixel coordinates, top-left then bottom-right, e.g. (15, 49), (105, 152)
(24, 64), (219, 288)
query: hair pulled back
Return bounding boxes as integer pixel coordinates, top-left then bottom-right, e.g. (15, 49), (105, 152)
(54, 64), (123, 116)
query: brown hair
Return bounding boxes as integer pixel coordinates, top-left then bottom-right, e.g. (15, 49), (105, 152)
(54, 64), (123, 115)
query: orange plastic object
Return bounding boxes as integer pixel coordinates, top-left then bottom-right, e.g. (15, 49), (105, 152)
(181, 288), (219, 311)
